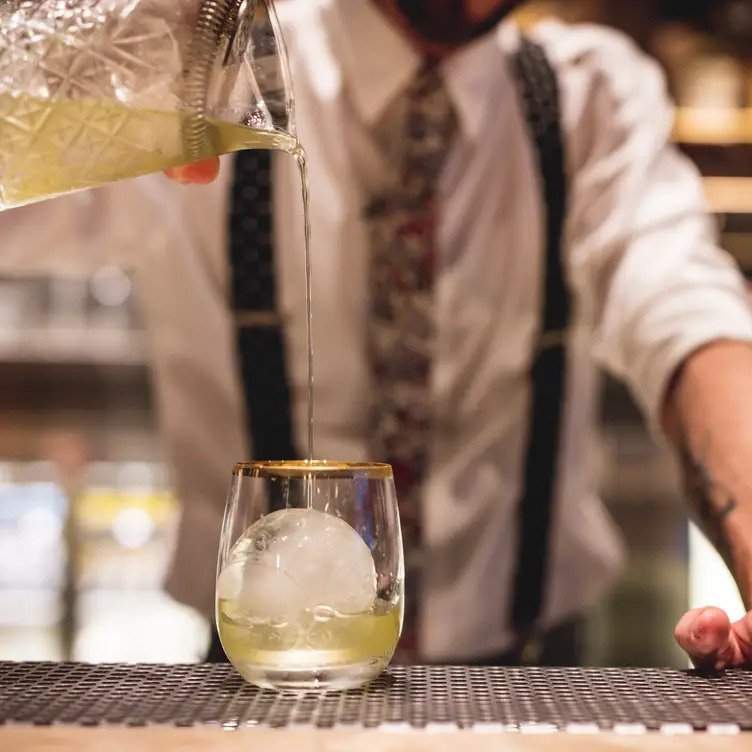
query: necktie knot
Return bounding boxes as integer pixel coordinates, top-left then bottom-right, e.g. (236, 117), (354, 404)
(371, 65), (458, 206)
(403, 66), (458, 202)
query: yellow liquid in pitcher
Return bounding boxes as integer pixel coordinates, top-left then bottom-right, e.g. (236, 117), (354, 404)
(0, 95), (296, 208)
(217, 597), (401, 687)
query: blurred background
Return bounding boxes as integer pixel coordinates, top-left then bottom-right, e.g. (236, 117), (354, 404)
(1, 0), (751, 667)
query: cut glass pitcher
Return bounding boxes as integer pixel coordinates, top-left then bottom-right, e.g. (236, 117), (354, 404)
(0, 0), (295, 208)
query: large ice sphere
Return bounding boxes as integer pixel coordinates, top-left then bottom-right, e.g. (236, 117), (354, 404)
(217, 508), (377, 621)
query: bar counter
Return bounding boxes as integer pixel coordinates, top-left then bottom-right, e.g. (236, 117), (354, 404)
(4, 726), (752, 751)
(3, 662), (752, 751)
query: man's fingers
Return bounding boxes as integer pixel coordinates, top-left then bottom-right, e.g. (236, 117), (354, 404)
(674, 606), (732, 669)
(164, 158), (220, 184)
(728, 611), (752, 666)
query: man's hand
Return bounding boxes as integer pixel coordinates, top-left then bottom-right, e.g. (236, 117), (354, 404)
(674, 607), (752, 671)
(664, 340), (752, 669)
(164, 157), (220, 184)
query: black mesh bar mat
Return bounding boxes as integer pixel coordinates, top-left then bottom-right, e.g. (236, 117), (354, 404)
(1, 662), (752, 733)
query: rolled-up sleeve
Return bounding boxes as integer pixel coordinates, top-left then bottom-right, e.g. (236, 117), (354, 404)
(547, 23), (752, 434)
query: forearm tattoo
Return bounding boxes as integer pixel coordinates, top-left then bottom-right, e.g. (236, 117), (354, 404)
(679, 440), (737, 560)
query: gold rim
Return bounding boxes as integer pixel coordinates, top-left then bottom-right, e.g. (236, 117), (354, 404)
(233, 460), (393, 479)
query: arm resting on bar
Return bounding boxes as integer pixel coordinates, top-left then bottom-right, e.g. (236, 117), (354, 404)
(664, 339), (752, 670)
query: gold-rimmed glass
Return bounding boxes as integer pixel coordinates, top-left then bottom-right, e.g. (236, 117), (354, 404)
(216, 461), (404, 691)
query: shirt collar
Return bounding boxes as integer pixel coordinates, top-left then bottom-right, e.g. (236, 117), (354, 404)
(331, 0), (421, 128)
(442, 25), (509, 142)
(330, 0), (510, 141)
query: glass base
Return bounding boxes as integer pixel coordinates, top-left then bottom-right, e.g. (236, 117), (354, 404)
(232, 657), (389, 691)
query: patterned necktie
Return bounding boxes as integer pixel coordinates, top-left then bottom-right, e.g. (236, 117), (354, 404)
(366, 66), (457, 661)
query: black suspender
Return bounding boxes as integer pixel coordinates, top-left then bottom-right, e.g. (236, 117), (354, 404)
(228, 149), (297, 462)
(228, 35), (570, 634)
(510, 36), (572, 632)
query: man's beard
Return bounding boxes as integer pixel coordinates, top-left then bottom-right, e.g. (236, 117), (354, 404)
(394, 0), (522, 46)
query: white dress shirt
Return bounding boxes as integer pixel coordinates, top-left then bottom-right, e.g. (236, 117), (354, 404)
(1, 0), (751, 660)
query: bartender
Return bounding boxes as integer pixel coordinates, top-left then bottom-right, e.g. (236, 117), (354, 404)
(3, 0), (752, 668)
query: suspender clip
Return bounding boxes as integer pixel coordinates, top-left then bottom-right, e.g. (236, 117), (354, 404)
(234, 310), (284, 328)
(535, 328), (568, 353)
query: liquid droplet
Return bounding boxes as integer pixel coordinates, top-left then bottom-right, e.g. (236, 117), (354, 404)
(243, 108), (268, 129)
(312, 605), (336, 623)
